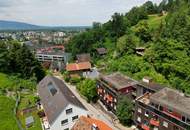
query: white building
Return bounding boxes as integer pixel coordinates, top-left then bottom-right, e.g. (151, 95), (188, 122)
(38, 76), (88, 130)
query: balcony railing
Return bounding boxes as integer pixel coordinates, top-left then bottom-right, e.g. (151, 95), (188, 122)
(150, 119), (159, 127)
(141, 124), (150, 130)
(137, 101), (190, 129)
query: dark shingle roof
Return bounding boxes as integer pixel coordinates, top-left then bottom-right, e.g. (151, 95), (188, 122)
(38, 76), (87, 124)
(150, 87), (190, 117)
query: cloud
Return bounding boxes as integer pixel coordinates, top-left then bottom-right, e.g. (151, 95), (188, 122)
(0, 0), (163, 26)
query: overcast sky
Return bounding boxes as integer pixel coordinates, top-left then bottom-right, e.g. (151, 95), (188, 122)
(0, 0), (162, 26)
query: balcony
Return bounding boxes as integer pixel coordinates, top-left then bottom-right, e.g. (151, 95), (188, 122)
(141, 124), (150, 130)
(150, 119), (159, 127)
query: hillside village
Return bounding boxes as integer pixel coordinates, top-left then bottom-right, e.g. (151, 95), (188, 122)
(0, 0), (190, 130)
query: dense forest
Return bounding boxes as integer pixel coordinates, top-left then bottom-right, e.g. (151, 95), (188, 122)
(66, 0), (190, 94)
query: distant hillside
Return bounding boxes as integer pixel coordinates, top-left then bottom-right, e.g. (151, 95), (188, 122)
(0, 20), (90, 31)
(0, 20), (44, 30)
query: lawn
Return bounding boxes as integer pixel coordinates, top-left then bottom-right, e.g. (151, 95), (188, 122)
(17, 93), (42, 130)
(0, 96), (19, 130)
(147, 14), (167, 29)
(18, 93), (37, 110)
(18, 110), (42, 130)
(0, 73), (14, 89)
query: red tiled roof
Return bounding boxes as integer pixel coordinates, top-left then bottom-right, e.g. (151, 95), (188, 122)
(66, 62), (91, 71)
(72, 116), (112, 130)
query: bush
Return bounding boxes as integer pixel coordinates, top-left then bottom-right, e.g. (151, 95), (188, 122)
(116, 96), (133, 126)
(70, 77), (81, 84)
(77, 79), (98, 103)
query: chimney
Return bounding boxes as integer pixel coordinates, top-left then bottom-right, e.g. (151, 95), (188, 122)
(91, 124), (99, 130)
(142, 76), (153, 84)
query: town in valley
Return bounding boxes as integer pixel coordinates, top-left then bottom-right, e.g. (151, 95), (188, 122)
(0, 0), (190, 130)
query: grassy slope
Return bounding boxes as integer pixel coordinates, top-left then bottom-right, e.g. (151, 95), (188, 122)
(0, 96), (19, 130)
(147, 14), (167, 29)
(0, 73), (14, 89)
(131, 14), (167, 31)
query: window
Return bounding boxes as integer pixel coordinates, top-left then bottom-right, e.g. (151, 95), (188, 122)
(114, 105), (116, 110)
(138, 108), (142, 113)
(163, 121), (168, 128)
(72, 115), (79, 121)
(143, 120), (149, 126)
(137, 117), (141, 122)
(66, 108), (73, 114)
(182, 116), (185, 122)
(186, 118), (190, 124)
(168, 109), (173, 113)
(61, 119), (68, 126)
(145, 111), (149, 117)
(48, 83), (57, 96)
(159, 106), (163, 111)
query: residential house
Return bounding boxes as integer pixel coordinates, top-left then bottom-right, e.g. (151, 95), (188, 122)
(38, 76), (88, 130)
(71, 116), (112, 130)
(97, 73), (138, 113)
(66, 62), (92, 77)
(134, 87), (190, 130)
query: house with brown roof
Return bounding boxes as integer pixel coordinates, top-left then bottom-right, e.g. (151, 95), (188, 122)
(71, 116), (112, 130)
(37, 76), (88, 130)
(66, 62), (92, 77)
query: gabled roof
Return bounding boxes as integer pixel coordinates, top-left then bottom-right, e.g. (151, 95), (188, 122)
(37, 76), (87, 125)
(66, 62), (91, 71)
(150, 87), (190, 117)
(71, 116), (112, 130)
(76, 53), (91, 62)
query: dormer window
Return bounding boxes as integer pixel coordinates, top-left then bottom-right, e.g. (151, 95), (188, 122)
(48, 83), (57, 96)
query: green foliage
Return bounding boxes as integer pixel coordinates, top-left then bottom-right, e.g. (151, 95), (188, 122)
(0, 96), (19, 130)
(134, 21), (152, 43)
(77, 79), (98, 103)
(116, 96), (133, 126)
(67, 0), (190, 95)
(144, 39), (190, 93)
(0, 41), (45, 81)
(70, 77), (82, 84)
(126, 6), (148, 26)
(116, 34), (137, 55)
(0, 73), (37, 91)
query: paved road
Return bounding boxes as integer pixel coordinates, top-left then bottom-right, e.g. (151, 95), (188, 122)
(55, 74), (133, 130)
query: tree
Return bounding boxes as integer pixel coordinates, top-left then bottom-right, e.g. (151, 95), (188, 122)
(135, 21), (152, 43)
(116, 34), (137, 55)
(126, 6), (148, 26)
(110, 13), (128, 38)
(0, 41), (45, 81)
(77, 79), (98, 103)
(143, 1), (158, 14)
(116, 96), (133, 126)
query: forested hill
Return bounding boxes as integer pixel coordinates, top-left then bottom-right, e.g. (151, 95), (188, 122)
(66, 0), (190, 94)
